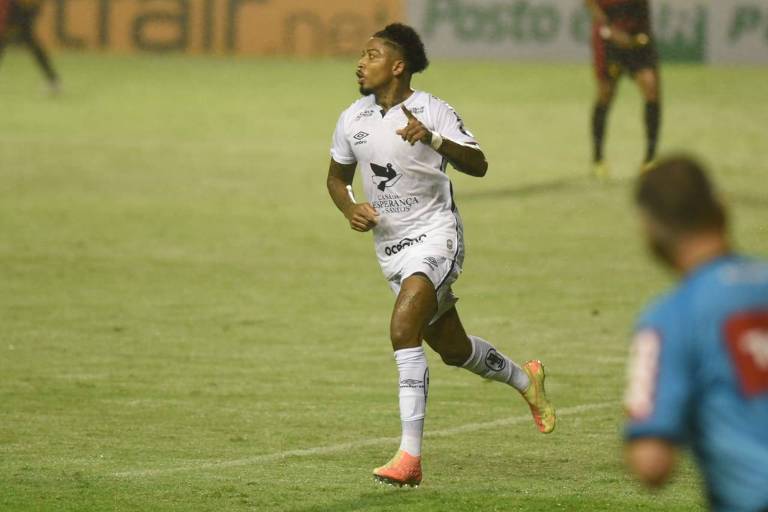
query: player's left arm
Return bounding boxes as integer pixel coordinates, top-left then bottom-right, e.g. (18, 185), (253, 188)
(397, 105), (488, 178)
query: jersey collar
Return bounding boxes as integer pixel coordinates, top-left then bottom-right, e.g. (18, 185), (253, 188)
(375, 90), (420, 117)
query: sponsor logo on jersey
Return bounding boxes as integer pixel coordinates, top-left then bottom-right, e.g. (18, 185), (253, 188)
(725, 311), (768, 397)
(353, 131), (369, 146)
(410, 106), (425, 115)
(485, 349), (506, 372)
(742, 330), (768, 370)
(384, 234), (427, 256)
(370, 162), (402, 191)
(371, 194), (420, 214)
(354, 109), (376, 121)
(447, 239), (454, 250)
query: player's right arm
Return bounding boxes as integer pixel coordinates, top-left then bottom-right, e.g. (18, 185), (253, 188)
(328, 108), (379, 232)
(326, 159), (379, 232)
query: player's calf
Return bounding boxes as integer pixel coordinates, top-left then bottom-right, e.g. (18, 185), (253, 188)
(461, 335), (531, 392)
(433, 339), (471, 367)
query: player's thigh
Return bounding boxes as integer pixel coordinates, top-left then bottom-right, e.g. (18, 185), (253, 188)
(423, 306), (471, 366)
(389, 273), (437, 349)
(634, 67), (660, 102)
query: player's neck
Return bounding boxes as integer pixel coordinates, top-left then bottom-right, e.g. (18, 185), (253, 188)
(675, 232), (730, 276)
(374, 80), (414, 114)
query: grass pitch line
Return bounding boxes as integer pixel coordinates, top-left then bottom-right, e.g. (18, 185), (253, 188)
(113, 401), (618, 478)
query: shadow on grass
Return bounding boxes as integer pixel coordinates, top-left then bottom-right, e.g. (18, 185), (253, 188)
(727, 191), (768, 210)
(457, 175), (767, 214)
(457, 175), (630, 202)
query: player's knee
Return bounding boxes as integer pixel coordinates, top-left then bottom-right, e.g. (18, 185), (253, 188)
(597, 90), (614, 106)
(645, 91), (660, 103)
(389, 323), (419, 350)
(596, 83), (615, 105)
(640, 82), (659, 102)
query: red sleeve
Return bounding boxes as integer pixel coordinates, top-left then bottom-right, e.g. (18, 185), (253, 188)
(0, 0), (11, 37)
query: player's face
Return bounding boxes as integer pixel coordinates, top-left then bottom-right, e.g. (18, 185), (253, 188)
(356, 38), (404, 95)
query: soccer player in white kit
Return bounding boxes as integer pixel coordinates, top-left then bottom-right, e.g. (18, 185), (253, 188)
(326, 23), (556, 487)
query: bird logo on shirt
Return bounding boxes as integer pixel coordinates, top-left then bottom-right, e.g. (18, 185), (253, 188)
(370, 162), (402, 191)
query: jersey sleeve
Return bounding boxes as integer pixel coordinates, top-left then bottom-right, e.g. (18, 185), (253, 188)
(330, 110), (356, 165)
(624, 298), (693, 444)
(429, 96), (480, 148)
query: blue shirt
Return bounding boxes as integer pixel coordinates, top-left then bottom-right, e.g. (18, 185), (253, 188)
(625, 255), (768, 512)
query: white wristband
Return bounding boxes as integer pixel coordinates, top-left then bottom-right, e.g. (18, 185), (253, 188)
(430, 131), (443, 151)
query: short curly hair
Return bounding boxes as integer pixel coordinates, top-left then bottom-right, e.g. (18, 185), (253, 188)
(373, 23), (429, 74)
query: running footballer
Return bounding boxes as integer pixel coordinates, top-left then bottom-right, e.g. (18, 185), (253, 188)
(326, 23), (556, 487)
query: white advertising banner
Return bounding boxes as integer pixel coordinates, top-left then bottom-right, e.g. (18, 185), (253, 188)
(407, 0), (768, 65)
(709, 1), (768, 64)
(406, 0), (593, 60)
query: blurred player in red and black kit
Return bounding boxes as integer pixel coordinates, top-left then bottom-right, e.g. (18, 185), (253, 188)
(0, 0), (60, 93)
(586, 0), (660, 177)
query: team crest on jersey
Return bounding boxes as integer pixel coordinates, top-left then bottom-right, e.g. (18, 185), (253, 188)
(370, 162), (402, 191)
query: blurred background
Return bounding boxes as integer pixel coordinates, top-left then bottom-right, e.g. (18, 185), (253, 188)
(24, 0), (768, 63)
(1, 1), (767, 511)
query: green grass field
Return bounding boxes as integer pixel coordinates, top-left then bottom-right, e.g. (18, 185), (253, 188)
(1, 50), (766, 511)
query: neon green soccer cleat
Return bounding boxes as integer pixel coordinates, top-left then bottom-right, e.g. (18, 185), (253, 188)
(521, 360), (556, 434)
(592, 160), (611, 180)
(640, 160), (657, 174)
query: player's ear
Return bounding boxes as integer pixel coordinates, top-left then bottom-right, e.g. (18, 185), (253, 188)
(392, 59), (406, 78)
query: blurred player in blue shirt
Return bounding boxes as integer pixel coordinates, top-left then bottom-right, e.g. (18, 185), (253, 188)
(624, 156), (768, 512)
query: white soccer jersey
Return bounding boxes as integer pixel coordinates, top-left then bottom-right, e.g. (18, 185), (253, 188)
(330, 90), (479, 274)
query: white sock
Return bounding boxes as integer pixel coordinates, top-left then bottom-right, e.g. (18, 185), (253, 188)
(394, 346), (428, 457)
(462, 335), (530, 392)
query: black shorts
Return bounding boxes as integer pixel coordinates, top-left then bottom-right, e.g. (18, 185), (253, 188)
(1, 2), (37, 40)
(9, 4), (37, 26)
(592, 28), (658, 81)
